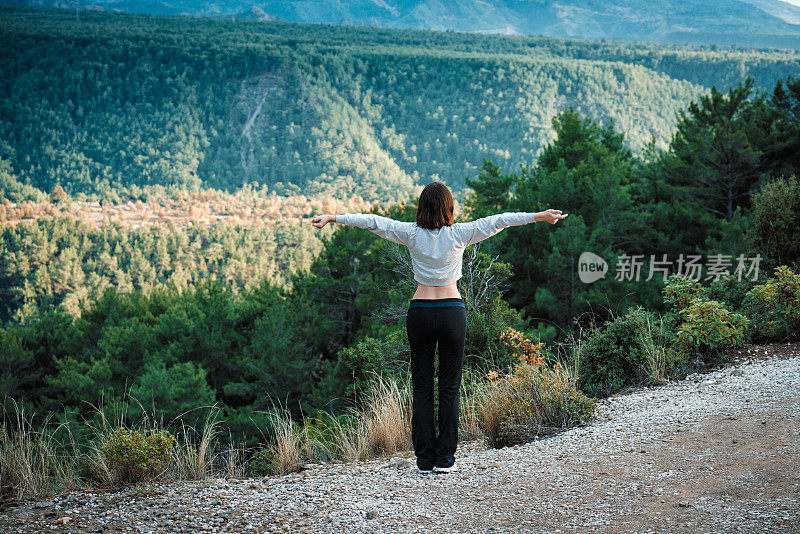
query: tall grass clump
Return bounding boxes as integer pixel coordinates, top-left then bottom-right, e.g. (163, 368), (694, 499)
(172, 408), (223, 480)
(250, 372), (413, 476)
(0, 403), (80, 502)
(253, 409), (305, 476)
(458, 366), (488, 441)
(638, 314), (679, 386)
(303, 372), (412, 463)
(358, 371), (413, 457)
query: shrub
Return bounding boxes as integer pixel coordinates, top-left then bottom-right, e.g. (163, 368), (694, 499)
(741, 265), (800, 341)
(663, 274), (705, 311)
(464, 295), (527, 369)
(99, 428), (175, 484)
(476, 350), (596, 448)
(663, 274), (751, 369)
(706, 274), (758, 312)
(499, 327), (545, 367)
(675, 299), (749, 367)
(748, 174), (800, 270)
(248, 447), (277, 477)
(577, 306), (659, 397)
(337, 328), (409, 400)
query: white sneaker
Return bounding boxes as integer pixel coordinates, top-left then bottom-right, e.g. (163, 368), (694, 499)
(418, 468), (434, 474)
(433, 463), (457, 473)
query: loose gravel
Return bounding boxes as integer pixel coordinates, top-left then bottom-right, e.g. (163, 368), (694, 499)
(2, 345), (799, 533)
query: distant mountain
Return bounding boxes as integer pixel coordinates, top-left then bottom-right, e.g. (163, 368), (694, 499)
(743, 0), (800, 25)
(238, 5), (276, 21)
(5, 0), (800, 49)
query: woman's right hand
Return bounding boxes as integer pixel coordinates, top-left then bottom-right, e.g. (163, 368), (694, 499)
(311, 214), (335, 228)
(538, 209), (568, 224)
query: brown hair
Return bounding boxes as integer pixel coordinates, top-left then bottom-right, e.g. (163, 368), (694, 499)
(416, 181), (454, 230)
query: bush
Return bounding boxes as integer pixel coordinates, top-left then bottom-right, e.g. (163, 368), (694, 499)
(675, 299), (749, 367)
(499, 327), (545, 367)
(748, 174), (800, 270)
(248, 447), (277, 477)
(663, 274), (705, 311)
(663, 274), (750, 369)
(476, 350), (596, 448)
(741, 265), (800, 341)
(577, 306), (660, 397)
(99, 428), (175, 484)
(464, 295), (527, 369)
(337, 328), (409, 400)
(706, 275), (758, 312)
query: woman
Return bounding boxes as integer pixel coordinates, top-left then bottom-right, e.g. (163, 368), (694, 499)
(311, 182), (567, 474)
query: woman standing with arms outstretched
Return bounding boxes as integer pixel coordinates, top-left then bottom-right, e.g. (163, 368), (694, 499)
(311, 182), (567, 474)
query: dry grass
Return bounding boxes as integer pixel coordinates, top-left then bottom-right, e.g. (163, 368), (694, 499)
(259, 372), (413, 473)
(639, 314), (671, 386)
(458, 367), (489, 441)
(262, 409), (304, 475)
(0, 403), (79, 502)
(218, 443), (248, 479)
(358, 372), (413, 458)
(172, 409), (222, 480)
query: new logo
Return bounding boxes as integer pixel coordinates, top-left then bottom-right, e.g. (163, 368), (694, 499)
(578, 252), (608, 283)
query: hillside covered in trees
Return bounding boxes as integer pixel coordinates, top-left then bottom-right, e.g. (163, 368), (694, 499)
(1, 6), (800, 202)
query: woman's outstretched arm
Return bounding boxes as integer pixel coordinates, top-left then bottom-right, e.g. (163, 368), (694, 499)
(454, 209), (567, 247)
(310, 213), (415, 246)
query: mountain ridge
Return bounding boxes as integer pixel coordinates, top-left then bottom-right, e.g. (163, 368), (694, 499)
(5, 0), (800, 49)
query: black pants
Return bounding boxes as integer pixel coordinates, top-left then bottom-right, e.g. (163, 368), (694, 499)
(406, 298), (467, 470)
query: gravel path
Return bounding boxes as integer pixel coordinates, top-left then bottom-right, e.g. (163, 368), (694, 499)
(3, 345), (799, 533)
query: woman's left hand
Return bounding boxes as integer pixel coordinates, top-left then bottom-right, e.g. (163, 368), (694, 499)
(311, 214), (335, 228)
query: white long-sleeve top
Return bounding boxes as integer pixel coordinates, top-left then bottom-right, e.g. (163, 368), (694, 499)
(335, 212), (538, 286)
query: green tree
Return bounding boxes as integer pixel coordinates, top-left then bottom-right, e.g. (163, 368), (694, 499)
(131, 361), (216, 426)
(660, 77), (764, 223)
